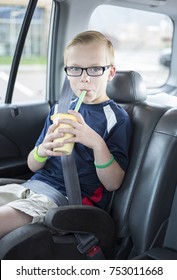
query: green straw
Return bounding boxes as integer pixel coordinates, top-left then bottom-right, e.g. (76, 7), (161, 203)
(74, 90), (87, 112)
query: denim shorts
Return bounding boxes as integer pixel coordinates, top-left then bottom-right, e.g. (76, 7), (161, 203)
(0, 184), (58, 223)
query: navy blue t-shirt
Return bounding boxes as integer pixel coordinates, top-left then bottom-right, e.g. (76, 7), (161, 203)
(31, 98), (132, 209)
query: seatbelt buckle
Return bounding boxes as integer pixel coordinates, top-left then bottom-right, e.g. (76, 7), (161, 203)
(77, 235), (98, 255)
(76, 234), (105, 259)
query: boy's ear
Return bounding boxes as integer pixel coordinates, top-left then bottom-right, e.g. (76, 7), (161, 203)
(108, 66), (116, 81)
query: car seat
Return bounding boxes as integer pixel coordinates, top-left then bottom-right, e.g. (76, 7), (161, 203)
(0, 71), (176, 260)
(134, 182), (177, 260)
(106, 71), (171, 259)
(129, 107), (177, 260)
(109, 80), (177, 260)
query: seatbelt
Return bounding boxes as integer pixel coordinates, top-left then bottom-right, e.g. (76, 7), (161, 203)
(56, 77), (81, 205)
(56, 77), (105, 259)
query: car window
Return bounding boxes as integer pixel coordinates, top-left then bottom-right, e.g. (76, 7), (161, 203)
(89, 5), (173, 89)
(0, 0), (52, 104)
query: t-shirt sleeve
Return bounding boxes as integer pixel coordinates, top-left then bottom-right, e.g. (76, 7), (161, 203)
(107, 116), (132, 172)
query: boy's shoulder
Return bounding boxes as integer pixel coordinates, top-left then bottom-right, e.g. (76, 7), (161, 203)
(105, 99), (130, 118)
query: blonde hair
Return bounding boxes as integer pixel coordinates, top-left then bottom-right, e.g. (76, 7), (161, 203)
(64, 30), (115, 65)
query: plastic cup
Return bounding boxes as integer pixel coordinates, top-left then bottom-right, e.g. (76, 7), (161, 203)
(51, 113), (77, 155)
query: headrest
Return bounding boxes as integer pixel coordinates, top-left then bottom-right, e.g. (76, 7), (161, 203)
(107, 71), (147, 103)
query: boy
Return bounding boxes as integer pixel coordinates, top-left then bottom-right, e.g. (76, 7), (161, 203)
(0, 30), (132, 238)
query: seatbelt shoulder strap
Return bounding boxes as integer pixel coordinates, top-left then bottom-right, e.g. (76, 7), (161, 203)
(57, 77), (105, 259)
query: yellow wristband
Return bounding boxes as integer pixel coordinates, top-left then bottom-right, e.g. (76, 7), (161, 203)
(33, 146), (48, 163)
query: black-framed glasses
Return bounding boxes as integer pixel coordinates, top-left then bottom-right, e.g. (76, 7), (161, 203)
(64, 65), (111, 77)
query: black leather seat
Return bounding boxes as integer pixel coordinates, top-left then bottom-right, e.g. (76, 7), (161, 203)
(1, 71), (177, 260)
(107, 71), (170, 259)
(130, 108), (177, 260)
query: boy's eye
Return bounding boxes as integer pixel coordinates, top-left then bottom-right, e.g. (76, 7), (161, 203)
(69, 67), (81, 72)
(89, 66), (102, 72)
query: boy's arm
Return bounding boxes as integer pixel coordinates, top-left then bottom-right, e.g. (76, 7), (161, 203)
(27, 144), (48, 172)
(27, 122), (65, 172)
(93, 138), (125, 191)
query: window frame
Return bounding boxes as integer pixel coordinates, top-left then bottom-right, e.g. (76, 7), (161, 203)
(5, 0), (38, 104)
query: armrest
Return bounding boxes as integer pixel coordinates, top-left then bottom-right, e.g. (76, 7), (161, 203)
(0, 224), (54, 260)
(44, 205), (116, 246)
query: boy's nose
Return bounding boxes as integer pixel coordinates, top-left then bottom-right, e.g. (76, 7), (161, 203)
(80, 70), (90, 83)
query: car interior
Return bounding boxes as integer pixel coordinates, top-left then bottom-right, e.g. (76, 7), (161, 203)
(0, 0), (177, 260)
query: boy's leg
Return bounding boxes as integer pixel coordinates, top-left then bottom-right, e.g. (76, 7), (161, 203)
(0, 205), (32, 238)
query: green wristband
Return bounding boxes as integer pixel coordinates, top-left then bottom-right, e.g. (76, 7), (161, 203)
(94, 154), (115, 169)
(33, 146), (48, 163)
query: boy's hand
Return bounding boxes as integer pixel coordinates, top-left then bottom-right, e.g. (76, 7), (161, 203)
(37, 121), (66, 157)
(58, 110), (104, 151)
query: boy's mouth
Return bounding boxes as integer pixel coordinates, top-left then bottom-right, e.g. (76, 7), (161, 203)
(80, 89), (91, 94)
(80, 89), (88, 92)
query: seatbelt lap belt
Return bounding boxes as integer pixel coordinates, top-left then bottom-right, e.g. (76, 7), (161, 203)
(56, 77), (105, 259)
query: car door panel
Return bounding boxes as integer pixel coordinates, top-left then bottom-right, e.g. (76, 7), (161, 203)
(0, 102), (50, 179)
